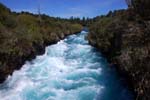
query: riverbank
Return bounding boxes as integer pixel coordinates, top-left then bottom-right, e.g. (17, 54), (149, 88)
(0, 3), (83, 83)
(87, 8), (150, 100)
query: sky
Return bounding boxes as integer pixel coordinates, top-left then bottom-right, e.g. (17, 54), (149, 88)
(0, 0), (127, 18)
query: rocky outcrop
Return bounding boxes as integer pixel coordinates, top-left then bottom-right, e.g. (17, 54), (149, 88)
(87, 9), (150, 100)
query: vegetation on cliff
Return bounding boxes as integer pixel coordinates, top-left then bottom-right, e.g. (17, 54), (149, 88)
(0, 3), (83, 83)
(1, 1), (150, 99)
(87, 0), (150, 100)
(126, 0), (150, 19)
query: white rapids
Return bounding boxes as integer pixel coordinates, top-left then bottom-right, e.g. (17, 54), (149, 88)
(0, 31), (134, 100)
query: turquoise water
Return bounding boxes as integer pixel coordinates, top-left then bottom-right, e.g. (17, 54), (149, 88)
(0, 31), (134, 100)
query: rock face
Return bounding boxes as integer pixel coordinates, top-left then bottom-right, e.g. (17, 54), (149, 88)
(0, 3), (83, 83)
(87, 9), (150, 100)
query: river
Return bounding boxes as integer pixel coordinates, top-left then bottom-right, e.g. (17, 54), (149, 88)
(0, 31), (134, 100)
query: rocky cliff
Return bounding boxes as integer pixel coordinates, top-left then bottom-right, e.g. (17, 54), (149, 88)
(87, 8), (150, 100)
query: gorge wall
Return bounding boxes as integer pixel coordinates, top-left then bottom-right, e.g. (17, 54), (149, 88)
(87, 8), (150, 100)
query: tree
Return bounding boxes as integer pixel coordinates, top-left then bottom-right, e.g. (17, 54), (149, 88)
(125, 0), (150, 19)
(125, 0), (132, 7)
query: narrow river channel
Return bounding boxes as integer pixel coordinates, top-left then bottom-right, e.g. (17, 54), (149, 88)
(0, 31), (134, 100)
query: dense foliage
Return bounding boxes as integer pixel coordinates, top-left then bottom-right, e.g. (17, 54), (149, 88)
(126, 0), (150, 19)
(0, 3), (83, 82)
(88, 0), (150, 100)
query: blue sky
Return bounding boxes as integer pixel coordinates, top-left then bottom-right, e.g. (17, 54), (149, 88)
(0, 0), (127, 18)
